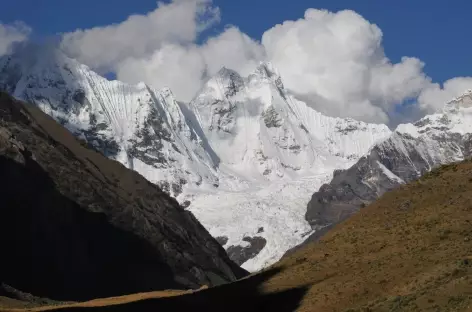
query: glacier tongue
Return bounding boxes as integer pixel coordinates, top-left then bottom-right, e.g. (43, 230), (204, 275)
(0, 49), (391, 272)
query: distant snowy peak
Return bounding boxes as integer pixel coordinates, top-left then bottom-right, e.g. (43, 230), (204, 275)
(191, 62), (391, 181)
(192, 61), (313, 179)
(447, 89), (472, 108)
(397, 90), (472, 139)
(250, 62), (284, 89)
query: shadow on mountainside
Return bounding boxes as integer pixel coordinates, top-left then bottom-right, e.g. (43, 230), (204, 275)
(44, 267), (309, 312)
(0, 91), (247, 303)
(0, 155), (181, 301)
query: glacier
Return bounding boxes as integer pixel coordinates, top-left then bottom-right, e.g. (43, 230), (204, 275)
(0, 47), (391, 272)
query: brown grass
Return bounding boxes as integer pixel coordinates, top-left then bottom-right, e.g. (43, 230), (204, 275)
(4, 160), (472, 311)
(262, 160), (472, 311)
(1, 290), (191, 311)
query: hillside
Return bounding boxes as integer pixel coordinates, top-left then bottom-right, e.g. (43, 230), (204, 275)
(0, 92), (246, 303)
(267, 160), (472, 311)
(4, 152), (472, 310)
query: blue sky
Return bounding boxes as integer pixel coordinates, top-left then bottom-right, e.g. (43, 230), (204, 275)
(1, 0), (470, 83)
(1, 0), (471, 125)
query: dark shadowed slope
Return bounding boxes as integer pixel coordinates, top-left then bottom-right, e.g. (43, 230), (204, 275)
(0, 92), (247, 302)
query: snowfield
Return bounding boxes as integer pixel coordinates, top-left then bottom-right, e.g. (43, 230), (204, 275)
(185, 173), (333, 271)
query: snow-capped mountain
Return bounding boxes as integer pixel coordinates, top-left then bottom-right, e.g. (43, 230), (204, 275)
(306, 89), (472, 229)
(184, 62), (391, 270)
(0, 46), (391, 272)
(190, 62), (389, 182)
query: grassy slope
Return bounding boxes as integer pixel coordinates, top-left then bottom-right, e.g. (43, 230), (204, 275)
(3, 161), (472, 311)
(265, 160), (472, 311)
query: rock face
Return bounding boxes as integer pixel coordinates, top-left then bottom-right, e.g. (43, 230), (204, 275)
(306, 90), (472, 228)
(0, 92), (247, 302)
(226, 236), (267, 266)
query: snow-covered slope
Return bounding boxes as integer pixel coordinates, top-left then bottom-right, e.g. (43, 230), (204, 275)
(306, 89), (472, 229)
(0, 48), (391, 272)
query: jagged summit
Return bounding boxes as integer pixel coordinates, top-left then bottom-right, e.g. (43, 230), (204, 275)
(252, 62), (281, 81)
(216, 66), (239, 78)
(398, 89), (472, 138)
(446, 88), (472, 108)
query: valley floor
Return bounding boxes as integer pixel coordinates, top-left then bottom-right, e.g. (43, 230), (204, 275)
(4, 160), (472, 311)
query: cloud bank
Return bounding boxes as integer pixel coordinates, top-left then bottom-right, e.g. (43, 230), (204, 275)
(61, 0), (221, 71)
(0, 21), (31, 57)
(42, 0), (472, 124)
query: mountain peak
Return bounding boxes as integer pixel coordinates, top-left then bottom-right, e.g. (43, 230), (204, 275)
(254, 61), (280, 79)
(447, 89), (472, 109)
(203, 66), (244, 99)
(250, 61), (285, 91)
(159, 86), (175, 99)
(215, 66), (241, 80)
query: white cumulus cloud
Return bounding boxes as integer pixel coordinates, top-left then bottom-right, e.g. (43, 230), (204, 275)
(61, 0), (220, 72)
(0, 22), (31, 57)
(60, 2), (472, 124)
(116, 27), (265, 101)
(262, 9), (432, 123)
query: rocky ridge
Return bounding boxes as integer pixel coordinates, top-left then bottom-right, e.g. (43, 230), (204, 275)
(306, 89), (472, 229)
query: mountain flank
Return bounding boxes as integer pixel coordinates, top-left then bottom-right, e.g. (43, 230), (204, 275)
(0, 92), (247, 302)
(3, 152), (472, 311)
